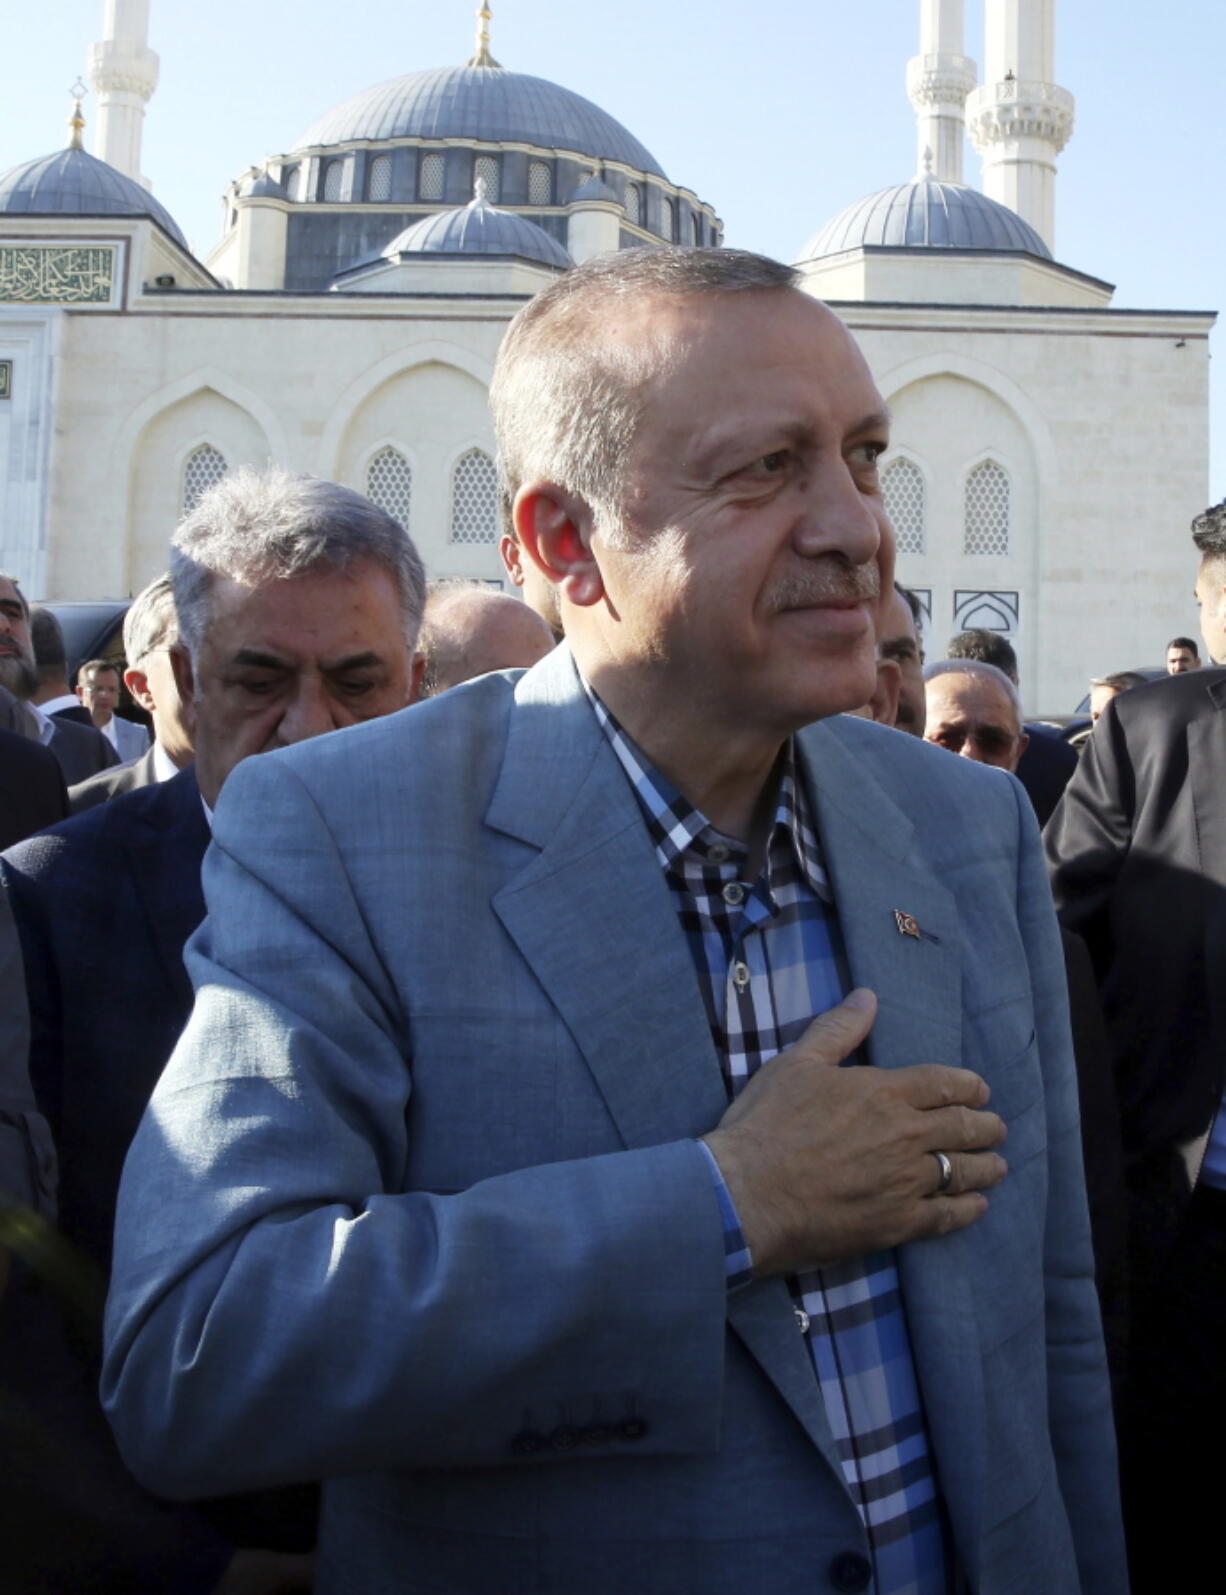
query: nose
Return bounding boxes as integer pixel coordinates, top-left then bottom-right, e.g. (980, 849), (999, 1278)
(791, 457), (889, 576)
(277, 677), (339, 746)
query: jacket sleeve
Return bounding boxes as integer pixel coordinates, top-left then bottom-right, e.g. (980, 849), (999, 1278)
(101, 753), (727, 1497)
(1014, 780), (1129, 1594)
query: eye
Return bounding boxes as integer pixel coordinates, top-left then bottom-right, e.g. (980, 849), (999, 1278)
(849, 441), (886, 468)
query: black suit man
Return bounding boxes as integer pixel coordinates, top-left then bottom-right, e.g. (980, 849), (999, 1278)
(1046, 497), (1226, 1592)
(0, 727), (68, 849)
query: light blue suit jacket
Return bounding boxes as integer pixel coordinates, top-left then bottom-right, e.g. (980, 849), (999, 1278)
(102, 647), (1126, 1595)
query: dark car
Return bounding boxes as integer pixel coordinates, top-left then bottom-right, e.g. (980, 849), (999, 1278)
(40, 600), (130, 681)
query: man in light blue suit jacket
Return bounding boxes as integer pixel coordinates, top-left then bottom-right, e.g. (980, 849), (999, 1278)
(103, 250), (1125, 1594)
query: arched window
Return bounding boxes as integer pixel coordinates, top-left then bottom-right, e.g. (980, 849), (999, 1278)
(181, 444), (228, 516)
(449, 449), (498, 545)
(419, 152), (445, 201)
(624, 182), (641, 225)
(322, 159), (345, 201)
(474, 155), (500, 202)
(660, 195), (675, 241)
(963, 460), (1011, 556)
(365, 447), (412, 528)
(281, 163), (300, 201)
(367, 154), (393, 202)
(528, 161), (552, 204)
(881, 457), (926, 556)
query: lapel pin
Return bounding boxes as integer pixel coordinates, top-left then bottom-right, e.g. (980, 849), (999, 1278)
(894, 909), (940, 945)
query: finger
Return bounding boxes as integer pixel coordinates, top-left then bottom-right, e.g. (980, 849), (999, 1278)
(915, 1191), (990, 1240)
(925, 1149), (1008, 1197)
(920, 1103), (1008, 1152)
(796, 988), (878, 1066)
(894, 1062), (992, 1110)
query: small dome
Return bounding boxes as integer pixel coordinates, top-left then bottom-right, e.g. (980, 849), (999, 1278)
(0, 145), (188, 250)
(798, 176), (1051, 263)
(381, 190), (572, 269)
(569, 171), (620, 205)
(292, 64), (665, 178)
(240, 170), (287, 200)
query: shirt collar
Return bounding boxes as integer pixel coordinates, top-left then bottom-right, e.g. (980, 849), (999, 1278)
(583, 678), (829, 901)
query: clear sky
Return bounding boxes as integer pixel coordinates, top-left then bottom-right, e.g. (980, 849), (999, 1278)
(5, 0), (1224, 496)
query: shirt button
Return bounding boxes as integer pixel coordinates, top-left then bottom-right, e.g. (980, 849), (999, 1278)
(794, 1306), (811, 1335)
(708, 843), (729, 862)
(732, 961), (750, 990)
(722, 881), (745, 906)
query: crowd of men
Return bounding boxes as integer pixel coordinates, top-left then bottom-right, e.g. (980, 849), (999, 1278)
(0, 245), (1223, 1595)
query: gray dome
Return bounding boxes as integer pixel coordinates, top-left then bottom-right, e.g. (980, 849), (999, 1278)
(0, 145), (188, 250)
(798, 177), (1051, 262)
(381, 192), (572, 268)
(292, 65), (665, 178)
(241, 170), (287, 200)
(569, 171), (620, 204)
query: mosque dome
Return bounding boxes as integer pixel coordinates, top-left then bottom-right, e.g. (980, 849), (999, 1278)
(291, 64), (666, 178)
(798, 176), (1051, 263)
(0, 144), (188, 250)
(239, 170), (287, 200)
(378, 187), (573, 269)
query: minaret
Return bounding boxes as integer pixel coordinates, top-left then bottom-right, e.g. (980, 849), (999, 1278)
(906, 0), (977, 183)
(966, 0), (1074, 250)
(86, 0), (159, 187)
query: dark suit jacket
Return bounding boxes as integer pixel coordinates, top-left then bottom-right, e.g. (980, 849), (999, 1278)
(69, 744), (164, 815)
(1018, 723), (1079, 829)
(50, 704), (95, 728)
(0, 728), (69, 850)
(1046, 667), (1226, 1176)
(46, 715), (121, 787)
(3, 768), (207, 1273)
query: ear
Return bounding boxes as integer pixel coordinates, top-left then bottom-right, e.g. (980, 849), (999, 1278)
(513, 482), (606, 609)
(1015, 730), (1030, 763)
(867, 657), (902, 728)
(124, 665), (155, 715)
(74, 682), (87, 704)
(169, 644), (198, 734)
(407, 651), (426, 706)
(498, 533), (525, 588)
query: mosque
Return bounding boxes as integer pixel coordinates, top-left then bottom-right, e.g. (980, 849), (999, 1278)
(0, 0), (1214, 710)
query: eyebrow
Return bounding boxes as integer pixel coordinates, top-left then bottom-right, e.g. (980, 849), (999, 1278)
(848, 408), (892, 437)
(230, 648), (386, 673)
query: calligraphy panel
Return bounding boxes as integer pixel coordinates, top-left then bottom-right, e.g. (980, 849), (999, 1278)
(0, 244), (118, 306)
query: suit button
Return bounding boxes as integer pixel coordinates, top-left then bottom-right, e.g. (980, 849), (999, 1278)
(828, 1551), (872, 1593)
(617, 1418), (648, 1441)
(582, 1425), (613, 1445)
(509, 1431), (545, 1455)
(550, 1426), (580, 1450)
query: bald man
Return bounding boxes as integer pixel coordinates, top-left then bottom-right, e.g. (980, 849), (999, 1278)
(419, 582), (555, 696)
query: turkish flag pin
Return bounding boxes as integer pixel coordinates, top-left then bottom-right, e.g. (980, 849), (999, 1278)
(894, 910), (921, 939)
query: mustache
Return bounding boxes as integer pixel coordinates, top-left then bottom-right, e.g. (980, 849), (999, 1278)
(764, 562), (880, 615)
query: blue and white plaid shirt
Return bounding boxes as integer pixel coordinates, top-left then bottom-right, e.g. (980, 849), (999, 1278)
(590, 688), (950, 1595)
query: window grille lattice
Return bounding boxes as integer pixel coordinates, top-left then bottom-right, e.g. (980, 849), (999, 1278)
(449, 449), (498, 545)
(474, 155), (500, 201)
(882, 457), (926, 556)
(367, 155), (392, 202)
(182, 445), (227, 516)
(528, 162), (551, 204)
(660, 196), (674, 241)
(322, 160), (344, 201)
(624, 183), (641, 224)
(365, 447), (412, 527)
(963, 461), (1010, 556)
(420, 153), (445, 201)
(282, 165), (300, 201)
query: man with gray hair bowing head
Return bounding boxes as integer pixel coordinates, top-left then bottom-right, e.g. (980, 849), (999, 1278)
(104, 251), (1123, 1595)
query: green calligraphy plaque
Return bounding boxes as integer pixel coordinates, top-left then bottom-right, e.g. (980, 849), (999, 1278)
(0, 244), (116, 305)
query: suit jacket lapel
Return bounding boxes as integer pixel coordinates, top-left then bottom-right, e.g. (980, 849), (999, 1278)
(126, 768), (209, 1011)
(797, 722), (989, 1565)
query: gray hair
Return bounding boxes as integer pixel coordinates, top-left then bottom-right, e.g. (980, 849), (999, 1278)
(1192, 499), (1226, 561)
(123, 574), (179, 666)
(171, 466), (426, 658)
(924, 659), (1024, 723)
(490, 247), (800, 537)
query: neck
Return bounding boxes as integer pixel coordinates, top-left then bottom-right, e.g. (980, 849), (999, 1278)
(32, 679), (70, 705)
(583, 656), (786, 865)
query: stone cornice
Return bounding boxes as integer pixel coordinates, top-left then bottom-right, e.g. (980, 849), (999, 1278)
(906, 53), (977, 111)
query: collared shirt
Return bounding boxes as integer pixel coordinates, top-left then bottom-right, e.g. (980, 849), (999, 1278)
(151, 742), (180, 784)
(589, 687), (949, 1595)
(38, 692), (80, 718)
(99, 714), (119, 751)
(28, 703), (55, 748)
